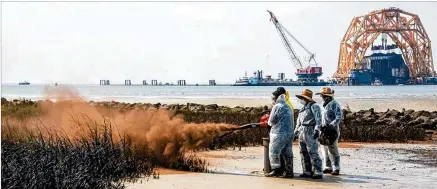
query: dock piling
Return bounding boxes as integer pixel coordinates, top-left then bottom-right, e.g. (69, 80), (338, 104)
(151, 80), (158, 86)
(209, 80), (216, 86)
(100, 80), (110, 85)
(177, 80), (186, 86)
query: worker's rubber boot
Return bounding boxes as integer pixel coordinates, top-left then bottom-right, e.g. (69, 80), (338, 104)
(331, 170), (340, 176)
(323, 169), (333, 174)
(280, 158), (294, 178)
(265, 168), (282, 177)
(299, 173), (312, 178)
(281, 169), (294, 178)
(312, 174), (323, 179)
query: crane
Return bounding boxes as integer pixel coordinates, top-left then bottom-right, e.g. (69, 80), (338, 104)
(267, 10), (323, 82)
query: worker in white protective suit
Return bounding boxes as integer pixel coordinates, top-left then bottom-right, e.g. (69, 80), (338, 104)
(264, 88), (294, 178)
(316, 87), (343, 176)
(294, 89), (323, 179)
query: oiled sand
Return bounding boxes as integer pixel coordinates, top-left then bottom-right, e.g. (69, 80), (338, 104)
(127, 143), (437, 189)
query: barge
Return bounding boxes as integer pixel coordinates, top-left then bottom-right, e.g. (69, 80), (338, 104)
(232, 70), (328, 86)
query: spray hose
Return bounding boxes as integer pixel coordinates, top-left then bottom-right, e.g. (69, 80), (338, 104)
(216, 123), (262, 140)
(217, 112), (271, 139)
(231, 123), (261, 131)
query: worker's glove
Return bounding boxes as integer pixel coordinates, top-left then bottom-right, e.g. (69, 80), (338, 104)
(260, 114), (270, 122)
(312, 130), (320, 139)
(259, 114), (270, 128)
(260, 121), (269, 128)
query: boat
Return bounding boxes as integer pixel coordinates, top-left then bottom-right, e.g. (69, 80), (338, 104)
(19, 81), (30, 85)
(232, 70), (328, 86)
(234, 72), (250, 86)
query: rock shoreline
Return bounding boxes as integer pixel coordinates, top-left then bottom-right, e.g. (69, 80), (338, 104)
(2, 98), (437, 144)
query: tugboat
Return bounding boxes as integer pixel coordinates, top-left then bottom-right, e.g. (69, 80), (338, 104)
(19, 81), (30, 85)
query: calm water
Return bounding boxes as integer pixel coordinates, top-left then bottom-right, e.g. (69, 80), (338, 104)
(2, 84), (437, 102)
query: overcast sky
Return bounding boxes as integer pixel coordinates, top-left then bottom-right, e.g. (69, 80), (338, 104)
(2, 1), (437, 84)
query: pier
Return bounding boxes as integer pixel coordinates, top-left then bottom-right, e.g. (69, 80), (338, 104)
(98, 79), (232, 86)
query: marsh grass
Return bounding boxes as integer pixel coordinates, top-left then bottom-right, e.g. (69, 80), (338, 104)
(1, 106), (209, 189)
(1, 101), (43, 120)
(1, 120), (156, 189)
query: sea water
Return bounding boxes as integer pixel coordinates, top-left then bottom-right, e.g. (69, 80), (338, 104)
(2, 84), (437, 102)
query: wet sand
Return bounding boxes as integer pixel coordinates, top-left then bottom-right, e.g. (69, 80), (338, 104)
(127, 143), (437, 189)
(156, 168), (189, 175)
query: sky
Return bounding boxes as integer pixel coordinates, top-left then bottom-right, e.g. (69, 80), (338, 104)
(2, 1), (437, 84)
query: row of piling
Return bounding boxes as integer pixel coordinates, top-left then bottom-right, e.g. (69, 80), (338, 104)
(99, 80), (216, 86)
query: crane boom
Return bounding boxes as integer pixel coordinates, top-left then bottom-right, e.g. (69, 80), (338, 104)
(267, 10), (318, 68)
(267, 10), (323, 82)
(280, 23), (317, 66)
(267, 10), (303, 69)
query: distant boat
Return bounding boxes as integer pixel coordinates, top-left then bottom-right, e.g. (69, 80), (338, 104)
(19, 81), (30, 85)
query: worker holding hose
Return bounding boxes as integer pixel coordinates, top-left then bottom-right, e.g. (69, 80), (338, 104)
(316, 87), (343, 176)
(294, 89), (324, 179)
(262, 88), (294, 177)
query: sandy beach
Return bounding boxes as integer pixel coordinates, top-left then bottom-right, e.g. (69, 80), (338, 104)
(113, 97), (437, 189)
(127, 143), (437, 189)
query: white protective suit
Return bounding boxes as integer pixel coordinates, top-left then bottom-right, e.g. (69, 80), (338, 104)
(294, 102), (323, 176)
(267, 94), (294, 171)
(321, 99), (343, 172)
